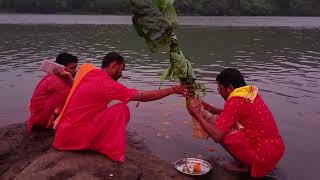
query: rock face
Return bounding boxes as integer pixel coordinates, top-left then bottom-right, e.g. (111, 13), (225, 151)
(0, 124), (55, 180)
(0, 123), (254, 180)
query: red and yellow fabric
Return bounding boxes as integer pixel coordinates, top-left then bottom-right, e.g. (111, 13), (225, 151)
(52, 63), (138, 162)
(215, 85), (285, 177)
(53, 63), (95, 129)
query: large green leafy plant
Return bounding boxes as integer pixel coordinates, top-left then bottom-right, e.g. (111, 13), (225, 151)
(130, 0), (205, 104)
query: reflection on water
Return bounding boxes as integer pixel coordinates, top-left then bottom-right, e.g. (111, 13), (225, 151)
(0, 24), (320, 180)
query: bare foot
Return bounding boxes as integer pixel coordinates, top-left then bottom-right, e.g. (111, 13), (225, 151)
(223, 161), (249, 172)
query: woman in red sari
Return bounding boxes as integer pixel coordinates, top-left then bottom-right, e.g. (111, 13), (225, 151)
(27, 52), (78, 132)
(187, 68), (285, 177)
(53, 52), (193, 162)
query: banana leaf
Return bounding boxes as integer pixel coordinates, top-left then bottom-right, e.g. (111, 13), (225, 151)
(130, 0), (174, 52)
(130, 0), (206, 100)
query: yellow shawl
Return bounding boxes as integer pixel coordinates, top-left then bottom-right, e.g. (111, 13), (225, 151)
(227, 85), (258, 130)
(228, 85), (258, 103)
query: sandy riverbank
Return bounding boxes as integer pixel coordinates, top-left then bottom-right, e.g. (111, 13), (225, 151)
(0, 123), (254, 180)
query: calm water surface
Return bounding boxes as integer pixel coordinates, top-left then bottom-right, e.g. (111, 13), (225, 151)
(0, 15), (320, 180)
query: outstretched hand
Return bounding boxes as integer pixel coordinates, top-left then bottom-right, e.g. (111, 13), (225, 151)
(172, 84), (194, 98)
(187, 98), (203, 118)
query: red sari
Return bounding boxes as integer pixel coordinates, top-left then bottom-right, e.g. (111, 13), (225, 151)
(27, 74), (71, 132)
(215, 94), (285, 177)
(53, 64), (137, 162)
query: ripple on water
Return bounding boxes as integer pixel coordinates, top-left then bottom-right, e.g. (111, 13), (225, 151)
(0, 24), (320, 180)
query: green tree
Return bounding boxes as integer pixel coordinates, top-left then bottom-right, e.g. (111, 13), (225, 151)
(34, 0), (66, 13)
(276, 0), (291, 15)
(240, 0), (278, 15)
(15, 0), (36, 11)
(92, 0), (129, 14)
(0, 0), (4, 8)
(290, 0), (314, 15)
(199, 0), (234, 15)
(174, 0), (203, 15)
(1, 0), (15, 9)
(2, 0), (320, 16)
(68, 0), (88, 10)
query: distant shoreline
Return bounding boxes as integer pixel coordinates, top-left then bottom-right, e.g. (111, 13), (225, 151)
(0, 14), (320, 28)
(1, 10), (320, 17)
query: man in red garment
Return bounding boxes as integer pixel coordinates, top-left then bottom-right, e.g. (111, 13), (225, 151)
(188, 68), (285, 177)
(53, 52), (193, 162)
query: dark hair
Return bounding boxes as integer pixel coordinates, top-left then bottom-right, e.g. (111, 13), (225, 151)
(55, 52), (78, 66)
(101, 52), (125, 68)
(216, 68), (247, 88)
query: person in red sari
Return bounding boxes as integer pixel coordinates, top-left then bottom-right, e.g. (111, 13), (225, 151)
(27, 52), (78, 132)
(53, 52), (193, 162)
(187, 68), (285, 177)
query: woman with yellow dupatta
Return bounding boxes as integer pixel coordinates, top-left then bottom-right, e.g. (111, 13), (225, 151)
(52, 52), (193, 162)
(187, 68), (285, 178)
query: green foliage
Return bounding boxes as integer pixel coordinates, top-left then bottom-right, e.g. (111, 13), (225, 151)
(93, 0), (129, 14)
(68, 0), (87, 10)
(2, 0), (320, 16)
(0, 0), (15, 9)
(151, 0), (176, 24)
(15, 0), (35, 11)
(131, 0), (206, 98)
(195, 0), (235, 15)
(130, 0), (174, 52)
(289, 0), (314, 16)
(240, 0), (278, 15)
(36, 0), (67, 12)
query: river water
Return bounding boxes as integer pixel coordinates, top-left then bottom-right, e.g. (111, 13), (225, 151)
(0, 14), (320, 180)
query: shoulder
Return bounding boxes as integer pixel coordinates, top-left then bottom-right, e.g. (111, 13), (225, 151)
(224, 97), (248, 111)
(45, 74), (60, 80)
(86, 69), (108, 78)
(225, 97), (246, 106)
(45, 74), (71, 89)
(38, 74), (60, 84)
(85, 70), (126, 87)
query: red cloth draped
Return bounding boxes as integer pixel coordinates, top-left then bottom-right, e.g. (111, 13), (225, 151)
(53, 65), (137, 162)
(215, 95), (285, 177)
(27, 74), (71, 132)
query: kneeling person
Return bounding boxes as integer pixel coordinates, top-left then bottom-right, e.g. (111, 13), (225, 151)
(53, 52), (192, 162)
(187, 68), (285, 177)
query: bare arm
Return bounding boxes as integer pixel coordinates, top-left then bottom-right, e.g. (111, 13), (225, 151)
(193, 112), (224, 143)
(202, 100), (223, 115)
(187, 99), (225, 143)
(130, 85), (192, 102)
(131, 87), (174, 102)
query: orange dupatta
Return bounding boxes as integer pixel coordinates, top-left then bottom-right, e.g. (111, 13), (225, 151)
(53, 63), (96, 129)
